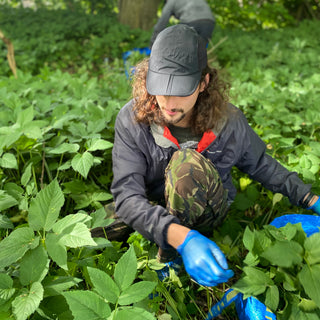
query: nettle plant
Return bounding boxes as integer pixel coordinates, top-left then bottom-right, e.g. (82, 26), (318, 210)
(232, 223), (320, 319)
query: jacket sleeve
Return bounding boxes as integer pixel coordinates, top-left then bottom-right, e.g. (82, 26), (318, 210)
(110, 104), (179, 249)
(150, 0), (175, 46)
(235, 110), (311, 206)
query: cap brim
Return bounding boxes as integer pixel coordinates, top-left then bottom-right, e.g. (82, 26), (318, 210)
(146, 69), (201, 97)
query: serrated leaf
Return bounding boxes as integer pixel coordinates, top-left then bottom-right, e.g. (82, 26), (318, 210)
(42, 276), (82, 297)
(299, 264), (320, 308)
(21, 163), (32, 186)
(304, 232), (320, 265)
(12, 282), (44, 320)
(52, 213), (92, 234)
(45, 233), (68, 270)
(0, 190), (18, 211)
(59, 222), (97, 248)
(261, 240), (303, 267)
(71, 151), (94, 179)
(0, 214), (14, 229)
(243, 226), (255, 251)
(232, 267), (273, 297)
(264, 285), (279, 312)
(86, 138), (113, 151)
(0, 227), (39, 269)
(0, 153), (18, 169)
(118, 281), (156, 305)
(48, 143), (80, 154)
(112, 307), (156, 320)
(298, 298), (318, 312)
(63, 290), (111, 319)
(28, 179), (64, 231)
(20, 245), (49, 286)
(0, 273), (15, 301)
(87, 267), (119, 304)
(90, 207), (114, 229)
(114, 246), (137, 291)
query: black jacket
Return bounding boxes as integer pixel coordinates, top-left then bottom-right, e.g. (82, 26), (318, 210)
(111, 100), (311, 249)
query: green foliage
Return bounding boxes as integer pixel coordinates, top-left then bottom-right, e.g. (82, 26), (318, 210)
(0, 4), (320, 319)
(213, 20), (320, 188)
(0, 5), (151, 76)
(0, 66), (131, 219)
(208, 0), (319, 31)
(232, 223), (320, 318)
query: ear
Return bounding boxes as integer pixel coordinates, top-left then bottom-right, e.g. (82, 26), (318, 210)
(199, 73), (210, 92)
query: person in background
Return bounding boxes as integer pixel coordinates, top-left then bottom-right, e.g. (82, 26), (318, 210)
(103, 25), (320, 287)
(150, 0), (215, 47)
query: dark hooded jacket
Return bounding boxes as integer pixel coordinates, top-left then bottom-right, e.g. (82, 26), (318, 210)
(151, 0), (215, 45)
(111, 100), (311, 249)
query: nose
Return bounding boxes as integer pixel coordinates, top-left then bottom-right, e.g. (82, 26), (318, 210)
(163, 96), (177, 109)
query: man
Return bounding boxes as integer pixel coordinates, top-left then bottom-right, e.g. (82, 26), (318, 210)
(108, 25), (320, 287)
(150, 0), (215, 47)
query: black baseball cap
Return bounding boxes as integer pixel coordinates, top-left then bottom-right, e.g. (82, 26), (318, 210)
(146, 24), (207, 97)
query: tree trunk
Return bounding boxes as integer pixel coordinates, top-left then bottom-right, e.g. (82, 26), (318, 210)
(118, 0), (162, 30)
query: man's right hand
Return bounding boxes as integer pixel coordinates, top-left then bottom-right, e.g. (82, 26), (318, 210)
(177, 230), (234, 287)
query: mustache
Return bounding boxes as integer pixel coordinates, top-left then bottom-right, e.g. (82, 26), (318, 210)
(169, 108), (184, 113)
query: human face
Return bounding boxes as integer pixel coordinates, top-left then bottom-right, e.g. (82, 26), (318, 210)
(155, 78), (207, 127)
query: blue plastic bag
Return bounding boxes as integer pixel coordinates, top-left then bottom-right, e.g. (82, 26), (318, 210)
(206, 214), (320, 319)
(270, 213), (320, 237)
(122, 47), (151, 78)
(206, 289), (276, 320)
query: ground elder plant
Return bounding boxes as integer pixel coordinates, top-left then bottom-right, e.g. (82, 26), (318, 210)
(232, 223), (320, 319)
(1, 13), (320, 319)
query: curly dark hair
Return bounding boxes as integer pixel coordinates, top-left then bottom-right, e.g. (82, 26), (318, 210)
(132, 58), (231, 135)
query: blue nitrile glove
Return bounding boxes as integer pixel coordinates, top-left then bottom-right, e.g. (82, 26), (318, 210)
(307, 196), (320, 215)
(177, 230), (234, 287)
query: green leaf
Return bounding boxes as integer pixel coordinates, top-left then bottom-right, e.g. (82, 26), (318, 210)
(45, 233), (68, 270)
(63, 290), (111, 320)
(48, 143), (80, 154)
(21, 163), (32, 187)
(0, 190), (18, 211)
(71, 191), (113, 210)
(59, 222), (97, 248)
(304, 232), (320, 265)
(264, 285), (279, 312)
(42, 276), (83, 297)
(272, 193), (283, 206)
(28, 179), (65, 231)
(118, 281), (156, 305)
(86, 139), (113, 151)
(0, 153), (18, 169)
(0, 273), (15, 301)
(299, 264), (320, 308)
(71, 151), (94, 179)
(114, 246), (137, 291)
(0, 214), (14, 229)
(19, 245), (49, 286)
(90, 207), (114, 229)
(298, 298), (318, 312)
(87, 267), (120, 304)
(0, 227), (39, 269)
(112, 307), (156, 320)
(52, 213), (92, 234)
(12, 282), (44, 320)
(232, 267), (273, 297)
(243, 226), (255, 251)
(261, 240), (303, 267)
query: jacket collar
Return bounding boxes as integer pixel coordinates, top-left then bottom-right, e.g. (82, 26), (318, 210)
(150, 123), (217, 152)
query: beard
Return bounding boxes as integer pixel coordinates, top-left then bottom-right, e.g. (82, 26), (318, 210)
(159, 108), (186, 125)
